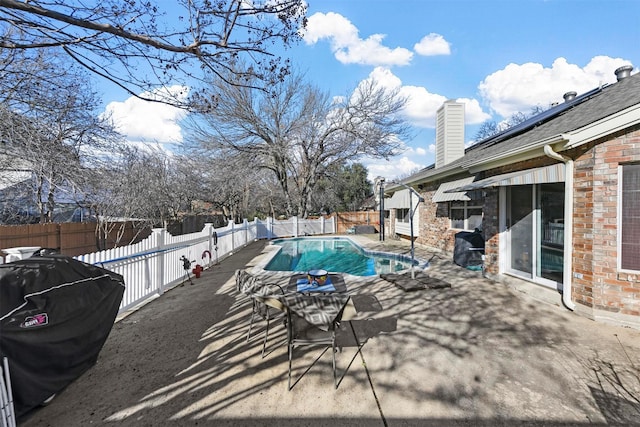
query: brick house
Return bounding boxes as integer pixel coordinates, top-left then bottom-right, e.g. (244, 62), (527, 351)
(385, 65), (640, 329)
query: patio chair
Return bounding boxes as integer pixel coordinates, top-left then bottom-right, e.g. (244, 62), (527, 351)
(286, 295), (352, 390)
(235, 270), (286, 358)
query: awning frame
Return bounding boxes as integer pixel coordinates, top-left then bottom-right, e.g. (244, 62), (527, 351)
(444, 163), (565, 193)
(432, 176), (475, 203)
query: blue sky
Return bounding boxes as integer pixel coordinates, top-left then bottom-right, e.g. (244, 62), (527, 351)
(101, 0), (639, 181)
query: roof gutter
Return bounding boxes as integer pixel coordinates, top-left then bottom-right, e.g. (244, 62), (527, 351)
(543, 145), (576, 311)
(561, 103), (640, 150)
(465, 134), (567, 174)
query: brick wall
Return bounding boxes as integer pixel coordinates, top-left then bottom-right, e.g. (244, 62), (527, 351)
(482, 189), (500, 275)
(573, 125), (640, 319)
(415, 182), (457, 252)
(388, 126), (640, 327)
(385, 181), (456, 252)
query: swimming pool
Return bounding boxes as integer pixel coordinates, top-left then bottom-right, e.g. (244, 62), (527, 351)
(264, 237), (420, 276)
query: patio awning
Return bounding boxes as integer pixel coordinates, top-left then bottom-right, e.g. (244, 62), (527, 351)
(384, 188), (411, 209)
(444, 163), (565, 193)
(432, 177), (475, 203)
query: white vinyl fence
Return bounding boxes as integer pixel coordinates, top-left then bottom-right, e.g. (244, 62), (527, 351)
(0, 216), (333, 426)
(74, 216), (334, 314)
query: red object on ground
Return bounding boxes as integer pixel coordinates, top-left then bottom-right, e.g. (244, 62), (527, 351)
(192, 264), (203, 278)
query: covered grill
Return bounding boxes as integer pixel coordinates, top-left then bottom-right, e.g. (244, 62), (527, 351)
(0, 254), (124, 418)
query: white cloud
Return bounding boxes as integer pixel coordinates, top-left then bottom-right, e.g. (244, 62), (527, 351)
(478, 56), (634, 118)
(401, 85), (448, 127)
(363, 67), (490, 128)
(302, 12), (413, 66)
(362, 156), (425, 182)
(366, 66), (403, 89)
(414, 33), (451, 56)
(103, 85), (188, 145)
(415, 147), (427, 156)
(455, 98), (492, 124)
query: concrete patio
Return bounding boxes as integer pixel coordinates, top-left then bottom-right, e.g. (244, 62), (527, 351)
(18, 236), (640, 426)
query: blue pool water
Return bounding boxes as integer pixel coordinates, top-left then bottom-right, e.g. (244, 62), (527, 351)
(264, 237), (418, 276)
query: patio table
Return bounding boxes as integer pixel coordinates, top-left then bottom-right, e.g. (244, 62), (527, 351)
(285, 273), (348, 294)
(282, 274), (353, 331)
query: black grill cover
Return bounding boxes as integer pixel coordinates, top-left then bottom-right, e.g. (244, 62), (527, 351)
(453, 231), (485, 267)
(0, 255), (125, 417)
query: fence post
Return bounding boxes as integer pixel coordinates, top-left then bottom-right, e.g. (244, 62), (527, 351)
(244, 218), (249, 245)
(230, 220), (235, 252)
(254, 217), (259, 240)
(320, 216), (325, 235)
(152, 228), (166, 296)
(268, 217), (273, 239)
(293, 216), (298, 237)
(205, 223), (214, 266)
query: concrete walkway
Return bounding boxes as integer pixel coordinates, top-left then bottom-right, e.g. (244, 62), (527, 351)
(19, 236), (640, 426)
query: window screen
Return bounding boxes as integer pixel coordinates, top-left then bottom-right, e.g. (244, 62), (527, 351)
(621, 164), (640, 270)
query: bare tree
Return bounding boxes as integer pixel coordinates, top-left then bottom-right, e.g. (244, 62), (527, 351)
(0, 0), (307, 103)
(175, 146), (283, 221)
(83, 146), (190, 248)
(473, 106), (547, 143)
(186, 69), (410, 218)
(0, 48), (122, 223)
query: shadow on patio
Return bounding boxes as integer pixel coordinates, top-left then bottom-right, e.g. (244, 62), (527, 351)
(18, 239), (640, 426)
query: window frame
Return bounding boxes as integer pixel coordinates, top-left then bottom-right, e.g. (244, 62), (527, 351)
(618, 163), (640, 272)
(396, 208), (410, 223)
(449, 199), (483, 231)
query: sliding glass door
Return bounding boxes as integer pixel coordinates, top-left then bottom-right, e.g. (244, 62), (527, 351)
(506, 184), (564, 288)
(538, 183), (565, 283)
(508, 186), (533, 276)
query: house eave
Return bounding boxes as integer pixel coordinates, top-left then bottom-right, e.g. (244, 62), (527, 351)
(560, 103), (640, 150)
(464, 134), (568, 174)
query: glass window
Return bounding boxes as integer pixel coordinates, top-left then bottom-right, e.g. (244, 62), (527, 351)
(396, 208), (410, 223)
(450, 202), (483, 231)
(621, 164), (640, 271)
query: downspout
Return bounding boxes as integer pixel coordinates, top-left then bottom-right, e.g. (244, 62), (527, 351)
(543, 145), (576, 310)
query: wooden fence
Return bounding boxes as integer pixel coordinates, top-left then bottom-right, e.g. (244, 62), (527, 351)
(330, 211), (381, 234)
(0, 222), (150, 259)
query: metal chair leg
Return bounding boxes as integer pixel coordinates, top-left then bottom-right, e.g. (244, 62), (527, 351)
(332, 333), (337, 389)
(261, 312), (271, 358)
(246, 300), (257, 342)
(288, 343), (293, 390)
